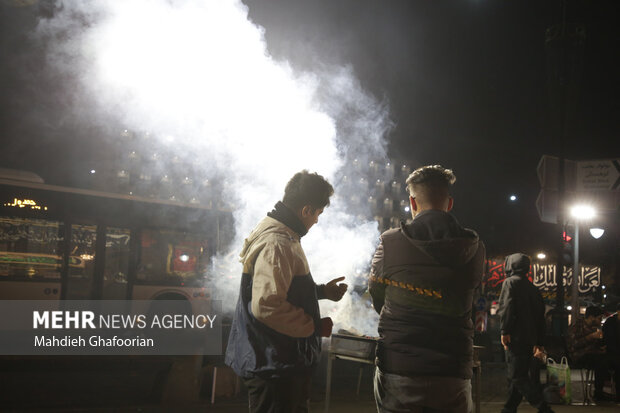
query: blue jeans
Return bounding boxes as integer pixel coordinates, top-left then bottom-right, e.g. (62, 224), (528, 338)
(374, 367), (472, 413)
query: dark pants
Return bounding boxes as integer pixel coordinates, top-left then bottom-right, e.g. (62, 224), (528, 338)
(575, 353), (611, 396)
(244, 373), (312, 413)
(502, 348), (551, 413)
(610, 356), (620, 398)
(374, 367), (472, 413)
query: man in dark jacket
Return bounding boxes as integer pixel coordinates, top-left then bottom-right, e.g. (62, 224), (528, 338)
(602, 303), (620, 402)
(369, 165), (485, 413)
(225, 171), (348, 413)
(498, 253), (553, 413)
(568, 305), (611, 403)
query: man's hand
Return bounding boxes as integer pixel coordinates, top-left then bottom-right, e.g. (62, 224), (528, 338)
(501, 334), (511, 350)
(533, 346), (547, 362)
(318, 317), (334, 337)
(589, 329), (603, 340)
(324, 276), (348, 302)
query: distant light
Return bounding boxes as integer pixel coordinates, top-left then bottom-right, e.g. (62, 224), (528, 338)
(179, 254), (190, 262)
(537, 253), (546, 260)
(602, 285), (606, 290)
(404, 206), (410, 212)
(590, 227), (604, 239)
(567, 306), (572, 311)
(90, 169), (96, 174)
(570, 205), (595, 220)
(604, 294), (607, 299)
(509, 195), (517, 202)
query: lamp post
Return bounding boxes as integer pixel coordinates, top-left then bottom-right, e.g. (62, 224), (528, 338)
(569, 205), (595, 323)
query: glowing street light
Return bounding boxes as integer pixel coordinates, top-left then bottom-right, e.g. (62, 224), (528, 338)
(570, 205), (595, 220)
(509, 195), (517, 202)
(537, 252), (547, 260)
(589, 227), (605, 239)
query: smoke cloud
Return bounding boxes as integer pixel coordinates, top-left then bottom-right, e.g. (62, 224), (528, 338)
(35, 0), (393, 335)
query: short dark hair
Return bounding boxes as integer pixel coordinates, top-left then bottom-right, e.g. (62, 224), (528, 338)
(585, 305), (603, 319)
(405, 165), (456, 205)
(282, 170), (334, 211)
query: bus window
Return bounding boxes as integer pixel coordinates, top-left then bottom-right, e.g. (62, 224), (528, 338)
(102, 227), (130, 299)
(64, 223), (97, 299)
(137, 229), (208, 286)
(0, 217), (64, 299)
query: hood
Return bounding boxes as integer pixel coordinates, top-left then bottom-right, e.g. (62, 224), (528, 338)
(504, 253), (531, 277)
(239, 216), (297, 264)
(401, 210), (480, 267)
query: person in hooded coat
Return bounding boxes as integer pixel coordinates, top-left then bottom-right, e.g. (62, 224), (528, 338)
(225, 170), (348, 413)
(369, 165), (486, 413)
(498, 253), (553, 413)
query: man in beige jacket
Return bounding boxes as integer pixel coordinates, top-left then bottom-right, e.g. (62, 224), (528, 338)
(226, 170), (348, 413)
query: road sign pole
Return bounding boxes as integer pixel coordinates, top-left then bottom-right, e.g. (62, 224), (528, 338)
(571, 222), (580, 324)
(556, 158), (565, 315)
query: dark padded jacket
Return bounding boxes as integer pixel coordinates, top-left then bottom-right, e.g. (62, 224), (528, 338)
(603, 313), (620, 358)
(498, 253), (545, 351)
(369, 210), (485, 379)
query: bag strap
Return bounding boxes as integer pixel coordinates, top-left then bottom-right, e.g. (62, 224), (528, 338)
(546, 357), (556, 366)
(560, 356), (568, 367)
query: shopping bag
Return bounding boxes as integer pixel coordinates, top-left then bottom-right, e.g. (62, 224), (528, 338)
(545, 357), (571, 404)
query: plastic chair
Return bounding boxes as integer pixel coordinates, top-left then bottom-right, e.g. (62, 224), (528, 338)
(578, 367), (595, 405)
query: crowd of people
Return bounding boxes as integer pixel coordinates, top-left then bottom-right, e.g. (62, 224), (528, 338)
(222, 165), (618, 413)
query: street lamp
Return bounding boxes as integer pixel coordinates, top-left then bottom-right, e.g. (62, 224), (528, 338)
(589, 227), (605, 239)
(569, 204), (596, 323)
(537, 252), (547, 260)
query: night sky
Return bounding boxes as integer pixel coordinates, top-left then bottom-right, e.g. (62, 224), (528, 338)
(1, 0), (618, 260)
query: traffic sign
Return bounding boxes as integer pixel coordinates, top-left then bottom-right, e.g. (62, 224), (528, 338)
(576, 159), (620, 191)
(536, 189), (559, 224)
(537, 155), (576, 190)
(537, 156), (620, 224)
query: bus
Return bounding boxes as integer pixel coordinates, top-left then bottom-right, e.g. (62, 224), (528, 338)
(0, 170), (232, 306)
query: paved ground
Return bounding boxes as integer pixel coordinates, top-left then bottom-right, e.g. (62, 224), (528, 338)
(192, 363), (618, 413)
(5, 360), (618, 412)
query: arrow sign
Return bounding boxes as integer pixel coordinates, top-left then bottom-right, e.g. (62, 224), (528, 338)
(536, 189), (559, 224)
(576, 159), (620, 191)
(536, 156), (620, 224)
(537, 155), (577, 190)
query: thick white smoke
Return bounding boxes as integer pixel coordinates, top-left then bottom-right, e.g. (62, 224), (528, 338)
(38, 0), (391, 335)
